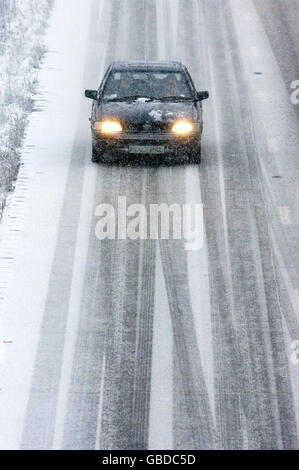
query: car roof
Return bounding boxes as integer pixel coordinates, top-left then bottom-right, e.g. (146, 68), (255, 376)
(110, 61), (186, 72)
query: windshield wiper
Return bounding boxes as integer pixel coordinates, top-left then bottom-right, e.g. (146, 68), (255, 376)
(106, 95), (156, 102)
(158, 96), (193, 101)
(105, 95), (192, 103)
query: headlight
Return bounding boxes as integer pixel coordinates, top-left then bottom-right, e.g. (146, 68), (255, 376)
(171, 120), (194, 135)
(94, 120), (123, 134)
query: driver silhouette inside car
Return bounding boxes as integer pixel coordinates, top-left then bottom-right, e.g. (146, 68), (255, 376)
(118, 72), (136, 97)
(115, 72), (181, 99)
(160, 74), (180, 97)
(119, 73), (154, 98)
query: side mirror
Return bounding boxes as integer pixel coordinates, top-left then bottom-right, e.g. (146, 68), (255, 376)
(85, 89), (98, 100)
(196, 91), (209, 101)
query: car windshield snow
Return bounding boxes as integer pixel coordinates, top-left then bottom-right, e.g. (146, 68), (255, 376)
(102, 71), (193, 101)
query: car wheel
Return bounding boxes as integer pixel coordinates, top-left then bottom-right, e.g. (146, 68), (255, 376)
(91, 144), (104, 163)
(188, 146), (201, 164)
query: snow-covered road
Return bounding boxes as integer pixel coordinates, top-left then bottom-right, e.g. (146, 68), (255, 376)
(0, 0), (298, 450)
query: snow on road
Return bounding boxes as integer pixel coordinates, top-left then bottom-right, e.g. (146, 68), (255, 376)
(0, 0), (298, 450)
(0, 0), (93, 449)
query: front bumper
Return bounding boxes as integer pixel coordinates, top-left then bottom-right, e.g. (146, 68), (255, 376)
(92, 130), (201, 156)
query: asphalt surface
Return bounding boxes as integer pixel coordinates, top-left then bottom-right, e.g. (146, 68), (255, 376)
(3, 0), (298, 449)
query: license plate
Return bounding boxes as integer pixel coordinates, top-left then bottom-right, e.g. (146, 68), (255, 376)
(129, 145), (165, 154)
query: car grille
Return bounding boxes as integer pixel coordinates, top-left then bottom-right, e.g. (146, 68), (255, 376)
(125, 123), (170, 133)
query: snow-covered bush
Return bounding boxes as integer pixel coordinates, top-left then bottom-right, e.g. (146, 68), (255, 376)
(0, 0), (53, 218)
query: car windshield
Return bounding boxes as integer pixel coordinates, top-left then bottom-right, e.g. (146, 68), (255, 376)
(102, 71), (193, 101)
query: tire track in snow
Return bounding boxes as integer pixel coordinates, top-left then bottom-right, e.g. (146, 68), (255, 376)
(99, 0), (159, 449)
(165, 0), (215, 449)
(156, 166), (215, 449)
(20, 0), (115, 450)
(200, 0), (298, 449)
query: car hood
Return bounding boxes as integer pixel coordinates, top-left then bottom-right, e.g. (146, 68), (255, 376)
(96, 100), (198, 124)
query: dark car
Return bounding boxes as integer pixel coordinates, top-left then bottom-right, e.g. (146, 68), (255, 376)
(85, 61), (209, 164)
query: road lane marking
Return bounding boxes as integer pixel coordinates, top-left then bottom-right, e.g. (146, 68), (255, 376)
(52, 0), (107, 449)
(148, 243), (173, 450)
(256, 90), (268, 103)
(0, 342), (5, 365)
(251, 46), (260, 58)
(167, 0), (179, 55)
(185, 164), (215, 421)
(278, 206), (292, 225)
(95, 353), (106, 449)
(156, 0), (167, 60)
(267, 137), (279, 153)
(295, 289), (299, 314)
(52, 157), (98, 450)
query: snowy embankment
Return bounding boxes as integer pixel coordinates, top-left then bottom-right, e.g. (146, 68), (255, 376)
(0, 0), (53, 218)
